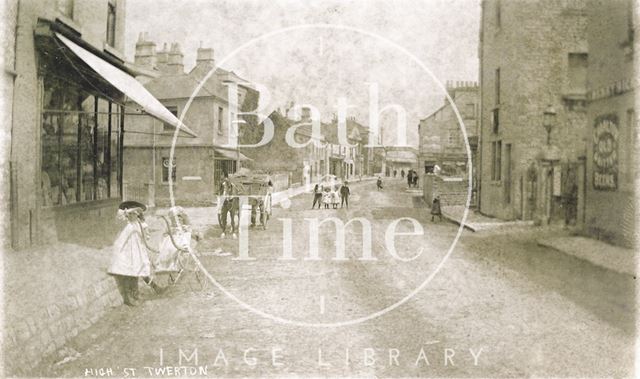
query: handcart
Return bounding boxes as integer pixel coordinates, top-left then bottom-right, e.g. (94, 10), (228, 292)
(228, 170), (273, 230)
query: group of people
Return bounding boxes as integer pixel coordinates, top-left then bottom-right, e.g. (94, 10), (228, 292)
(393, 169), (419, 188)
(312, 181), (351, 209)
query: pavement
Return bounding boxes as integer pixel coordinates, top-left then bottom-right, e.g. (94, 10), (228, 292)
(536, 235), (637, 276)
(28, 177), (636, 378)
(441, 205), (535, 232)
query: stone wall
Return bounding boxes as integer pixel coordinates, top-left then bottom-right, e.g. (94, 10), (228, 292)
(423, 174), (469, 207)
(5, 275), (122, 376)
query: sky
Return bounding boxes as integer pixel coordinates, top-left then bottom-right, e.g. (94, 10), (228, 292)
(124, 0), (481, 146)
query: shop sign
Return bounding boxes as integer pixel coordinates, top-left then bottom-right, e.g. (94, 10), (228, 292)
(592, 114), (618, 190)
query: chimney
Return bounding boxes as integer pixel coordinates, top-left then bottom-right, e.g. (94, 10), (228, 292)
(134, 32), (157, 70)
(166, 43), (184, 75)
(156, 43), (169, 73)
(196, 47), (215, 67)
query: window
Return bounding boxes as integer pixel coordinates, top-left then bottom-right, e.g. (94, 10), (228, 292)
(57, 0), (74, 18)
(162, 157), (176, 183)
(495, 68), (500, 105)
(106, 1), (117, 47)
(164, 106), (178, 132)
(41, 77), (121, 206)
(491, 108), (500, 133)
(465, 103), (475, 119)
(217, 106), (224, 134)
(491, 140), (502, 181)
(567, 53), (588, 94)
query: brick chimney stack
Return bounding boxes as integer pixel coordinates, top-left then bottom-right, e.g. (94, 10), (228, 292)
(134, 32), (156, 70)
(166, 43), (184, 75)
(191, 46), (215, 77)
(156, 43), (169, 73)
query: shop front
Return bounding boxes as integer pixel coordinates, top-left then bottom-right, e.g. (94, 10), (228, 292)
(18, 21), (195, 248)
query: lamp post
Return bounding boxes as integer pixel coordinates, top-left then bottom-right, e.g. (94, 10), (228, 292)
(543, 105), (557, 145)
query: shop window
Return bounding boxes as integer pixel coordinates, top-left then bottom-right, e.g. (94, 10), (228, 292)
(162, 157), (177, 183)
(41, 78), (120, 207)
(106, 1), (117, 47)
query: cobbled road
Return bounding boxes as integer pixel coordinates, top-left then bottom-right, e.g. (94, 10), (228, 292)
(32, 179), (635, 378)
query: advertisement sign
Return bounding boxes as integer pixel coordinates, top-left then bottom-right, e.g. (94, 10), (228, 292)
(593, 114), (619, 190)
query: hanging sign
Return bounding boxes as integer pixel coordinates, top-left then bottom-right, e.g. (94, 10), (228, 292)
(592, 114), (619, 190)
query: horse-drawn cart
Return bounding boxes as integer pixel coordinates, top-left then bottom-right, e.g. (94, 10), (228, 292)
(228, 170), (273, 230)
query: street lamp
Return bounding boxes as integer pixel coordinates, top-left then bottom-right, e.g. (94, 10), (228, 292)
(543, 105), (557, 145)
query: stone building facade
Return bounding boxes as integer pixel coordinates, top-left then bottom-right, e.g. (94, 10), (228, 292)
(583, 0), (637, 247)
(478, 0), (589, 223)
(124, 35), (258, 206)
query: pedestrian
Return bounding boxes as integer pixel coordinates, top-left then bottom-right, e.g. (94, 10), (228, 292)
(412, 171), (419, 188)
(401, 169), (405, 179)
(340, 181), (350, 208)
(219, 173), (237, 239)
(431, 196), (442, 222)
(322, 186), (332, 209)
(393, 170), (397, 178)
(407, 169), (413, 187)
(108, 201), (164, 307)
(377, 176), (383, 190)
(312, 183), (322, 209)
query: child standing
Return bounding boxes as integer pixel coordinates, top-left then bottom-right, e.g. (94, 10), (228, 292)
(108, 201), (164, 306)
(431, 196), (442, 222)
(376, 176), (383, 190)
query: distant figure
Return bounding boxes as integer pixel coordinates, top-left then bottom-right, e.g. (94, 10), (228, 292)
(376, 176), (383, 190)
(312, 184), (322, 209)
(340, 181), (350, 208)
(407, 169), (413, 187)
(401, 169), (405, 179)
(412, 171), (419, 188)
(322, 186), (332, 209)
(393, 170), (397, 178)
(431, 196), (442, 222)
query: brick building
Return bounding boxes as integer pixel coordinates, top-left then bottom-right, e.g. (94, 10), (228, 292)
(478, 0), (589, 223)
(124, 35), (258, 206)
(583, 0), (637, 247)
(323, 116), (370, 180)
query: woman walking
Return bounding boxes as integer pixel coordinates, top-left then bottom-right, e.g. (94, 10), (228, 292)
(431, 196), (442, 222)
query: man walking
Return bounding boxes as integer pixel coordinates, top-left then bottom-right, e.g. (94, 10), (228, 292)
(340, 181), (350, 208)
(401, 169), (405, 179)
(312, 183), (322, 209)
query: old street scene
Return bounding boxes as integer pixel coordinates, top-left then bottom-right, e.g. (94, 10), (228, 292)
(2, 0), (638, 378)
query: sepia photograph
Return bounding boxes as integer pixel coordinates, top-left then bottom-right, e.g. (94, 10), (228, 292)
(0, 0), (638, 377)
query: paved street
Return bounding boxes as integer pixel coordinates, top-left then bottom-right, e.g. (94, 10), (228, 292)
(32, 179), (635, 377)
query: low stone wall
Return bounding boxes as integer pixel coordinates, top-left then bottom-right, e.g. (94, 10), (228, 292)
(423, 174), (469, 207)
(5, 275), (122, 376)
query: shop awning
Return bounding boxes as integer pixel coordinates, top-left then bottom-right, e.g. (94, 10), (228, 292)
(214, 148), (252, 161)
(55, 33), (198, 138)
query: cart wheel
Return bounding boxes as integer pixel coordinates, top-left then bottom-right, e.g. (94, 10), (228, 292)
(190, 268), (209, 292)
(178, 249), (196, 272)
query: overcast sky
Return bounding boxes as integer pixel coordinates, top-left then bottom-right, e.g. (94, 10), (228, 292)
(124, 0), (480, 146)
